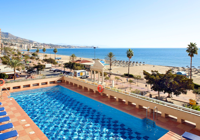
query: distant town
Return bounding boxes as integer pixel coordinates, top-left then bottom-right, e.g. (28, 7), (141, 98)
(0, 29), (96, 50)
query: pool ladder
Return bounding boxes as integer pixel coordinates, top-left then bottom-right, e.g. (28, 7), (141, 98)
(0, 87), (11, 99)
(146, 106), (158, 127)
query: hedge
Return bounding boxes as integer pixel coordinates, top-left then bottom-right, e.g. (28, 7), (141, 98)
(124, 73), (134, 78)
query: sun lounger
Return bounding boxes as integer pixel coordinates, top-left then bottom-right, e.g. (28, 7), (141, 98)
(0, 116), (10, 123)
(182, 131), (200, 140)
(0, 130), (18, 140)
(0, 107), (5, 111)
(0, 111), (7, 117)
(0, 123), (14, 131)
(0, 102), (2, 106)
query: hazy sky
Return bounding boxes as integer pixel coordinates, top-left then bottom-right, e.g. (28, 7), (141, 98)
(1, 0), (200, 48)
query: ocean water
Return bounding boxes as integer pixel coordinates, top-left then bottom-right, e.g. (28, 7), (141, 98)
(29, 48), (200, 67)
(11, 85), (168, 140)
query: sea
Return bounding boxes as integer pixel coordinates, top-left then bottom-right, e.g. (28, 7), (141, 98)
(28, 48), (200, 67)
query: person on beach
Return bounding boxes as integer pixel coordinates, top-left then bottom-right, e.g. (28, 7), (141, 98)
(126, 78), (128, 82)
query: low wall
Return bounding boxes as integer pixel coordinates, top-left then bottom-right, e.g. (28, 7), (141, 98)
(1, 77), (64, 92)
(63, 76), (200, 130)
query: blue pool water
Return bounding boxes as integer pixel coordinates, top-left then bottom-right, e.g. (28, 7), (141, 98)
(11, 86), (168, 140)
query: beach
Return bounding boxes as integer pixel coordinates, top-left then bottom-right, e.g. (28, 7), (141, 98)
(37, 52), (200, 84)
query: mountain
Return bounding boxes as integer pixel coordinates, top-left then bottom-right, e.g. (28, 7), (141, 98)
(1, 32), (36, 44)
(1, 31), (95, 48)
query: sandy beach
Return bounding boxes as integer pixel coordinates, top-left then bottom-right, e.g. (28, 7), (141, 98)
(37, 52), (200, 84)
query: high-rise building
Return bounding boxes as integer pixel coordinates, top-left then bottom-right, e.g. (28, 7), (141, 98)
(0, 28), (1, 45)
(0, 28), (2, 53)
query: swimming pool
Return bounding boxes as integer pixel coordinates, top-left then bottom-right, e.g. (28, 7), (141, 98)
(11, 86), (168, 140)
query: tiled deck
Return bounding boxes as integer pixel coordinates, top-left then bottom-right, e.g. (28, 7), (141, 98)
(1, 83), (200, 140)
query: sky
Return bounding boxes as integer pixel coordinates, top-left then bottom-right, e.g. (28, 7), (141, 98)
(0, 0), (200, 48)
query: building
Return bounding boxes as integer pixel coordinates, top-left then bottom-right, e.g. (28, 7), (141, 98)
(74, 59), (94, 70)
(0, 64), (20, 79)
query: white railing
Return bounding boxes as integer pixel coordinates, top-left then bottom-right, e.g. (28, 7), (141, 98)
(64, 76), (200, 116)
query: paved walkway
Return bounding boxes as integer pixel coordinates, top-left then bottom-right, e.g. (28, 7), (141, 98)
(91, 74), (199, 105)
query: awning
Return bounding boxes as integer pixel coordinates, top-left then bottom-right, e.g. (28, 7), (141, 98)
(2, 70), (20, 75)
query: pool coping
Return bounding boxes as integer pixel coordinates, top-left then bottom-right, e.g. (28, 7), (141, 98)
(3, 83), (200, 140)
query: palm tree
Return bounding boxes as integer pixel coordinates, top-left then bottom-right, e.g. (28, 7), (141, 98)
(7, 60), (24, 80)
(70, 54), (76, 62)
(53, 48), (58, 59)
(186, 42), (198, 79)
(36, 48), (39, 54)
(126, 49), (134, 77)
(106, 52), (115, 70)
(43, 48), (46, 59)
(27, 48), (30, 54)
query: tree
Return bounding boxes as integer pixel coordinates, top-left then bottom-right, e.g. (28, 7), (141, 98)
(44, 54), (47, 58)
(53, 48), (57, 59)
(143, 70), (194, 99)
(105, 77), (110, 81)
(32, 53), (38, 57)
(4, 47), (12, 55)
(0, 73), (8, 79)
(115, 77), (120, 85)
(1, 56), (10, 65)
(27, 48), (30, 54)
(17, 51), (21, 56)
(34, 64), (45, 74)
(134, 75), (141, 86)
(64, 62), (73, 71)
(43, 48), (46, 59)
(70, 54), (76, 62)
(43, 58), (57, 65)
(24, 55), (29, 62)
(186, 42), (198, 79)
(7, 60), (24, 80)
(128, 80), (133, 90)
(126, 49), (134, 77)
(105, 52), (115, 70)
(36, 48), (39, 54)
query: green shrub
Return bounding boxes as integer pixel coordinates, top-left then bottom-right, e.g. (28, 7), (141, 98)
(124, 73), (134, 78)
(100, 72), (107, 77)
(134, 75), (141, 79)
(1, 56), (10, 65)
(34, 64), (45, 71)
(32, 52), (38, 56)
(105, 77), (109, 80)
(30, 56), (35, 60)
(194, 83), (200, 89)
(43, 58), (58, 65)
(0, 73), (8, 79)
(131, 89), (141, 94)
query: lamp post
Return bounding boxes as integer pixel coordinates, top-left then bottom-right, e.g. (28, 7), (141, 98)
(94, 47), (96, 59)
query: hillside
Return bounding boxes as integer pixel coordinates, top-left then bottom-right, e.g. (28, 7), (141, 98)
(1, 32), (35, 44)
(1, 32), (95, 48)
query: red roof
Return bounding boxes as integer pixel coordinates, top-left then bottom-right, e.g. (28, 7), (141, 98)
(75, 59), (92, 64)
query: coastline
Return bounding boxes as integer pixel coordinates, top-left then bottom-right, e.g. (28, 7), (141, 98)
(29, 52), (200, 84)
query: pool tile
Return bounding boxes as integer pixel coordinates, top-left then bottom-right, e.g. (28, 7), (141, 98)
(25, 128), (34, 134)
(15, 125), (24, 131)
(18, 135), (31, 140)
